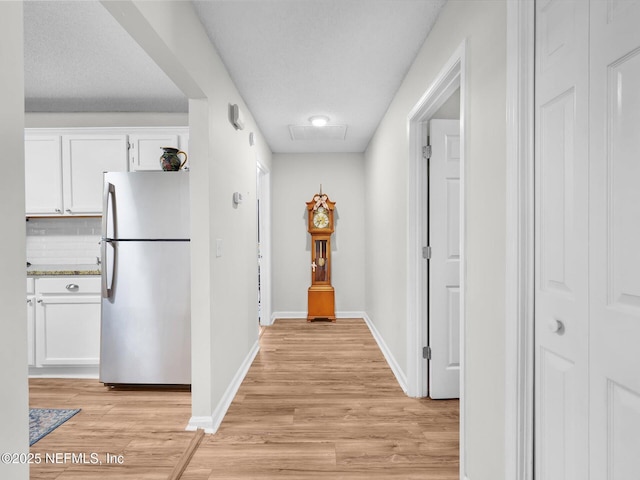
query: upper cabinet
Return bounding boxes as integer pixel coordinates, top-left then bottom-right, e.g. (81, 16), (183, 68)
(129, 132), (189, 171)
(24, 132), (128, 216)
(24, 127), (189, 216)
(24, 135), (64, 215)
(62, 134), (129, 214)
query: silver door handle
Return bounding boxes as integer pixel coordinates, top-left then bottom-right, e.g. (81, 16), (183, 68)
(65, 284), (79, 291)
(102, 182), (115, 239)
(101, 240), (116, 299)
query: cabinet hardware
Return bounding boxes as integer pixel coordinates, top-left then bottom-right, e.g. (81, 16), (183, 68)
(65, 284), (80, 291)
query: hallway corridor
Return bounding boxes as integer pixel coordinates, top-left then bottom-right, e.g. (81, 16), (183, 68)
(182, 318), (459, 479)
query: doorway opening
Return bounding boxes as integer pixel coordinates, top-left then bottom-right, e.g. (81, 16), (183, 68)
(406, 40), (466, 475)
(256, 161), (272, 327)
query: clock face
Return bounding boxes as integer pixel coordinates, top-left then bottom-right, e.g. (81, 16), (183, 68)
(313, 210), (329, 228)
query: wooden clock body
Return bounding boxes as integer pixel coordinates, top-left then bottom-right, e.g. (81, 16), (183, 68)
(306, 193), (336, 322)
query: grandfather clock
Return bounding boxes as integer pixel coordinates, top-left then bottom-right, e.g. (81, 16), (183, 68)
(306, 190), (336, 322)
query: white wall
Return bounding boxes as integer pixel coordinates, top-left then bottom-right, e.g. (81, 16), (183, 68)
(101, 0), (272, 429)
(431, 87), (460, 121)
(365, 2), (507, 479)
(272, 153), (365, 317)
(0, 3), (29, 479)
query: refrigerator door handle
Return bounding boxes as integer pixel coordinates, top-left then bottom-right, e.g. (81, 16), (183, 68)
(102, 182), (116, 240)
(102, 181), (117, 299)
(101, 240), (116, 299)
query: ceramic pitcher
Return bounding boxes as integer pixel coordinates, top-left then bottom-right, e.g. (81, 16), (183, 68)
(160, 147), (188, 171)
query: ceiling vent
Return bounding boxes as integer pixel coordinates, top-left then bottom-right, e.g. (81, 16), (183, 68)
(288, 124), (347, 141)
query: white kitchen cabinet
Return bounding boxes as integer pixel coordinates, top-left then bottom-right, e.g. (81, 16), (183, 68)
(62, 135), (129, 214)
(34, 277), (101, 367)
(24, 133), (128, 216)
(26, 278), (35, 366)
(24, 135), (64, 214)
(129, 130), (189, 171)
(25, 128), (189, 215)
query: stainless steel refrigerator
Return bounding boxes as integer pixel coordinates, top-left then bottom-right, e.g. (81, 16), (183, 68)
(100, 171), (190, 385)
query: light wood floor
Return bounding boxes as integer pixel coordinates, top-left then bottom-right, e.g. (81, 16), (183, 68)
(29, 379), (193, 479)
(29, 318), (459, 479)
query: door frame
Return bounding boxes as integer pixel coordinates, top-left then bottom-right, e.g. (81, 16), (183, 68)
(406, 40), (466, 475)
(256, 160), (273, 326)
(504, 1), (535, 479)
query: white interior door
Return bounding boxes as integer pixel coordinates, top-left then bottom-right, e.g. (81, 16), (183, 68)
(535, 1), (640, 477)
(428, 119), (460, 399)
(535, 1), (590, 477)
(589, 2), (640, 477)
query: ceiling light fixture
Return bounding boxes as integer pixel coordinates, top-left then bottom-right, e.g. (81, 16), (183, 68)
(309, 115), (329, 127)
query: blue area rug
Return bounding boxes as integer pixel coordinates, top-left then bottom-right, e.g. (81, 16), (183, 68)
(29, 408), (81, 446)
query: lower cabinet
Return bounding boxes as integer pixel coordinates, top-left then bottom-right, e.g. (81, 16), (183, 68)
(26, 278), (35, 366)
(31, 276), (101, 375)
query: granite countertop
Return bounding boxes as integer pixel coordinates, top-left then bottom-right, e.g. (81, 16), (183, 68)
(27, 264), (101, 276)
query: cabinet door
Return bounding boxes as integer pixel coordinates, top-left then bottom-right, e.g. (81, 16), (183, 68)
(129, 133), (179, 171)
(62, 135), (129, 214)
(35, 295), (101, 366)
(27, 296), (35, 366)
(24, 135), (63, 215)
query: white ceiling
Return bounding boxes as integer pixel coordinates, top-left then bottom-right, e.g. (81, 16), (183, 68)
(24, 0), (446, 153)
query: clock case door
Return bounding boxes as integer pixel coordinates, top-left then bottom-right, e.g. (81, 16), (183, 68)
(311, 235), (332, 285)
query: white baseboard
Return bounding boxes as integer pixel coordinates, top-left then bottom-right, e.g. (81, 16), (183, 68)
(186, 339), (260, 434)
(28, 366), (99, 379)
(271, 311), (305, 321)
(271, 311), (368, 321)
(362, 313), (408, 393)
(185, 416), (214, 432)
(336, 311), (367, 319)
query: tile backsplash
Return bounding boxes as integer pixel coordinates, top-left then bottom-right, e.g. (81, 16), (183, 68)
(26, 217), (101, 265)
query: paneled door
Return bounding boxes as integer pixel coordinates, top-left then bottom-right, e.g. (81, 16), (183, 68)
(24, 135), (63, 214)
(535, 0), (590, 478)
(535, 0), (640, 477)
(589, 1), (640, 477)
(61, 134), (128, 214)
(428, 119), (460, 399)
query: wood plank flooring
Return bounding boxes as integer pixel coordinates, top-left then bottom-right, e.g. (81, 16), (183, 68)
(182, 318), (459, 479)
(29, 379), (193, 479)
(29, 318), (458, 479)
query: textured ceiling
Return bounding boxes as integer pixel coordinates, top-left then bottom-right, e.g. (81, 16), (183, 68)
(24, 0), (446, 153)
(192, 0), (445, 152)
(23, 1), (188, 113)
